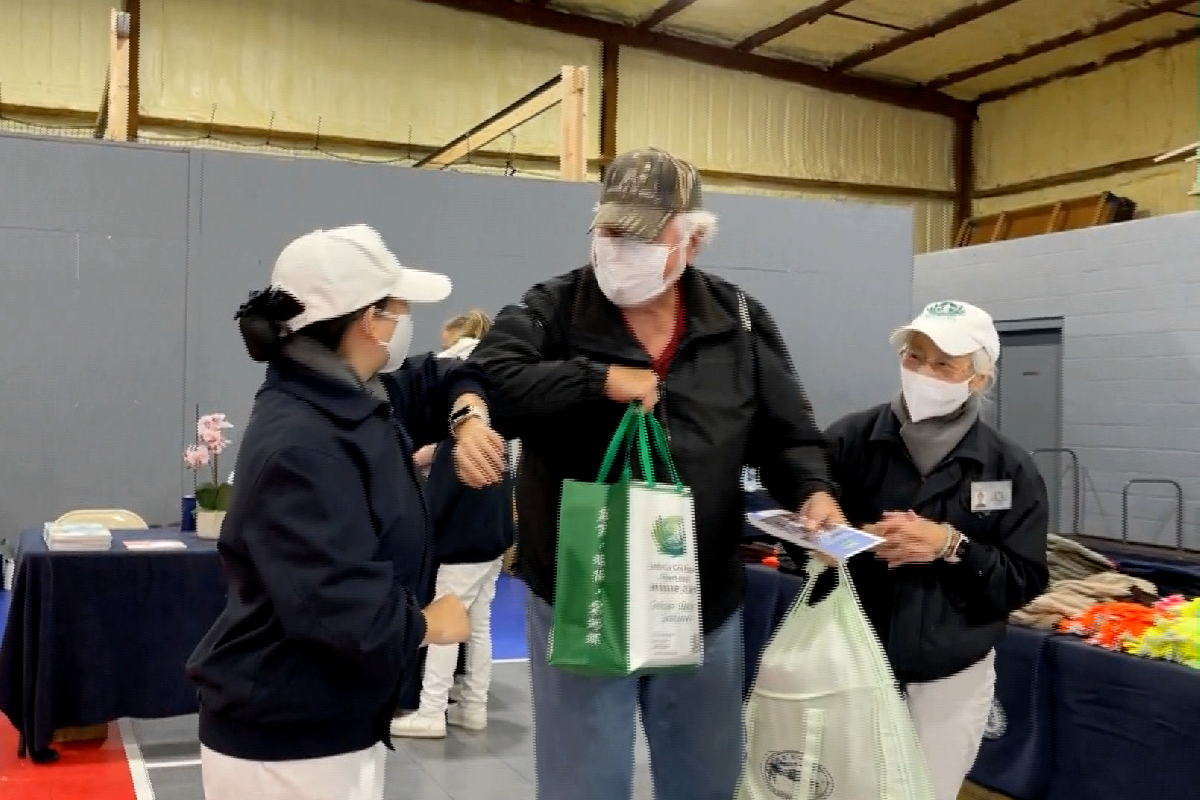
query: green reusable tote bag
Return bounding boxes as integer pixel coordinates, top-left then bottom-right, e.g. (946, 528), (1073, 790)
(548, 405), (702, 677)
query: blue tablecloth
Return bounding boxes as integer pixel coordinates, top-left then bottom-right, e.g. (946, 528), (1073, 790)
(970, 625), (1055, 799)
(0, 529), (225, 760)
(1044, 636), (1200, 800)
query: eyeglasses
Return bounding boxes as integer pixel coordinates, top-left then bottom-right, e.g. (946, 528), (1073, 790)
(901, 348), (974, 382)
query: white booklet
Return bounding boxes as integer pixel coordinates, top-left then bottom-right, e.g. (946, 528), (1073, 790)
(123, 539), (187, 551)
(747, 509), (882, 562)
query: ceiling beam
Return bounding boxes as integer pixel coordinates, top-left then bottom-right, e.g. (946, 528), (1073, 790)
(831, 0), (1025, 72)
(927, 0), (1198, 89)
(733, 0), (858, 52)
(976, 24), (1198, 104)
(976, 146), (1196, 199)
(637, 0), (702, 30)
(413, 0), (972, 118)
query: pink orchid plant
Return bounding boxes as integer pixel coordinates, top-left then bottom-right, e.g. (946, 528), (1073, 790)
(184, 412), (235, 511)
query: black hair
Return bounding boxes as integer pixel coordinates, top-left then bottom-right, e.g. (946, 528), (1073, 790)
(299, 298), (389, 352)
(235, 288), (389, 363)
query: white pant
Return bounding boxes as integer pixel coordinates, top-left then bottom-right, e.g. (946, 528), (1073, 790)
(416, 557), (504, 715)
(200, 743), (385, 800)
(905, 650), (996, 800)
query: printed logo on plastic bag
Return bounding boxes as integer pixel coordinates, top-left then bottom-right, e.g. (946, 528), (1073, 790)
(762, 751), (833, 800)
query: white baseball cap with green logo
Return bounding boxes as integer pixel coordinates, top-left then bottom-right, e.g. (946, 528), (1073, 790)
(890, 300), (1000, 364)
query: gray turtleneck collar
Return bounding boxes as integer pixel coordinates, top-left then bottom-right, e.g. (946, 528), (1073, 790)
(282, 337), (390, 404)
(890, 393), (980, 476)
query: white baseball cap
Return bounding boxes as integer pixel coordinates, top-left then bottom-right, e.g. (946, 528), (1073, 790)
(890, 300), (1000, 364)
(270, 224), (451, 331)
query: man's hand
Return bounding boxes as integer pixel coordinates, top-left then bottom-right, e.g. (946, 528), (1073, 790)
(413, 444), (437, 470)
(873, 510), (951, 569)
(453, 418), (506, 488)
(798, 490), (846, 531)
(604, 366), (659, 410)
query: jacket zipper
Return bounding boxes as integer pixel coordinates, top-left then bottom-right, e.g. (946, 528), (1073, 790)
(657, 372), (672, 444)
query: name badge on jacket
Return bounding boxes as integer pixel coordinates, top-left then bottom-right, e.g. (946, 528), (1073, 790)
(970, 481), (1013, 512)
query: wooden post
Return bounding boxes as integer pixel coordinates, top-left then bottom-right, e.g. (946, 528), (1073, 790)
(599, 43), (619, 178)
(559, 65), (588, 182)
(951, 112), (975, 238)
(105, 9), (132, 141)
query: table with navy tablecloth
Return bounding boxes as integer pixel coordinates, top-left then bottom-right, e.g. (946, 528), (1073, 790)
(0, 528), (226, 761)
(740, 563), (1200, 800)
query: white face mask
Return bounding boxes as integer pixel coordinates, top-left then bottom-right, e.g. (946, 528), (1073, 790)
(900, 367), (971, 423)
(592, 235), (682, 307)
(375, 311), (413, 374)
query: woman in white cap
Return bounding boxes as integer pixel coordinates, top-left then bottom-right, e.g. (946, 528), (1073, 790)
(814, 300), (1049, 800)
(186, 224), (506, 800)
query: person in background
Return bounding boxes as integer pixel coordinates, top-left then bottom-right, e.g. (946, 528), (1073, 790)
(185, 224), (506, 800)
(468, 148), (845, 800)
(820, 300), (1049, 800)
(391, 309), (515, 739)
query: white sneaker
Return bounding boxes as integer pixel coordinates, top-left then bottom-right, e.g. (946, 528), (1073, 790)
(446, 705), (487, 731)
(390, 713), (446, 739)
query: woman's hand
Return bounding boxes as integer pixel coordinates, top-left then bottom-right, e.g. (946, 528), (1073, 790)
(413, 444), (437, 470)
(873, 511), (951, 569)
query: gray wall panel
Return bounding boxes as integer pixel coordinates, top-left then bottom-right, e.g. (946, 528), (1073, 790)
(0, 133), (914, 534)
(0, 135), (189, 533)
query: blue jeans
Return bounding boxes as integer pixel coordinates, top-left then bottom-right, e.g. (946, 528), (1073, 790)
(527, 595), (745, 800)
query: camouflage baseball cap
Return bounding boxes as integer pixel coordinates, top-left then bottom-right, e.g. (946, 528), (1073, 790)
(591, 148), (703, 241)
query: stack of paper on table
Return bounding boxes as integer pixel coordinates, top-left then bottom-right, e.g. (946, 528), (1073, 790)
(42, 522), (113, 551)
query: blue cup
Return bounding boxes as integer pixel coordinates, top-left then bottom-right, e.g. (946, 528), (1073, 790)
(181, 495), (197, 532)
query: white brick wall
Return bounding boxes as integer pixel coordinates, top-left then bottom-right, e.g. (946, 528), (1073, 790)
(915, 211), (1200, 549)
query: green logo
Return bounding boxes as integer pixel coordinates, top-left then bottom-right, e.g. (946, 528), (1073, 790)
(652, 515), (687, 557)
(924, 301), (965, 318)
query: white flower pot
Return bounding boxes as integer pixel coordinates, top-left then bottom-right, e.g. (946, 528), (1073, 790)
(195, 509), (227, 540)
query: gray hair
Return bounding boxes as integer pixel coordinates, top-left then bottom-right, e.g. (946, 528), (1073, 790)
(677, 210), (718, 247)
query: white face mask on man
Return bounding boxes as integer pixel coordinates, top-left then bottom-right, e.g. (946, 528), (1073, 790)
(374, 310), (413, 374)
(591, 235), (682, 308)
(900, 367), (972, 423)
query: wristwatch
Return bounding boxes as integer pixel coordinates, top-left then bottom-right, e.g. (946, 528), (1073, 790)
(943, 526), (970, 564)
(449, 404), (487, 437)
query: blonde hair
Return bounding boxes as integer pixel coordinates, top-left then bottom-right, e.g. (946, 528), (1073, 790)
(443, 309), (491, 345)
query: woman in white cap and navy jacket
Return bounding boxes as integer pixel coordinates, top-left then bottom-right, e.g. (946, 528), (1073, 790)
(186, 224), (507, 800)
(814, 300), (1049, 800)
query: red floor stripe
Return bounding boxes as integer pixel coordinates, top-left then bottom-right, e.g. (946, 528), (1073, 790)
(0, 717), (139, 800)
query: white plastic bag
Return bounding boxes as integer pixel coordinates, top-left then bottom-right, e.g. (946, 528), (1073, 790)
(737, 562), (934, 800)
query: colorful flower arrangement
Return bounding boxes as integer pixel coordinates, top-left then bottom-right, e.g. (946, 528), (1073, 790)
(184, 413), (235, 511)
(1058, 595), (1200, 669)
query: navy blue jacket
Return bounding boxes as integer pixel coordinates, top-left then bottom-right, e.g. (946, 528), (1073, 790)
(425, 438), (515, 565)
(186, 350), (483, 762)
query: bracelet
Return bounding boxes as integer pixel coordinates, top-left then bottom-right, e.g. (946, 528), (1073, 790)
(449, 404), (489, 438)
(936, 525), (958, 560)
